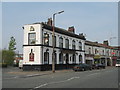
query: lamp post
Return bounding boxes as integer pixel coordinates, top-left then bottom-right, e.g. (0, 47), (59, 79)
(52, 10), (64, 73)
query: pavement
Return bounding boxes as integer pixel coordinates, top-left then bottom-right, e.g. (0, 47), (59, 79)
(2, 66), (73, 79)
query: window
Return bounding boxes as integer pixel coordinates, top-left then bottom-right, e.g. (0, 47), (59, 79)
(89, 48), (91, 54)
(79, 42), (82, 50)
(59, 53), (63, 64)
(106, 50), (109, 56)
(44, 33), (49, 45)
(103, 50), (104, 55)
(72, 40), (76, 49)
(44, 52), (49, 64)
(29, 49), (34, 61)
(28, 33), (36, 45)
(72, 54), (76, 64)
(79, 55), (82, 63)
(59, 37), (63, 48)
(95, 49), (98, 54)
(65, 39), (69, 49)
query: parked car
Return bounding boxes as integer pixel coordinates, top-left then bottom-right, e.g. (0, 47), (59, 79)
(73, 63), (92, 71)
(92, 64), (106, 69)
(97, 64), (106, 69)
(19, 60), (23, 69)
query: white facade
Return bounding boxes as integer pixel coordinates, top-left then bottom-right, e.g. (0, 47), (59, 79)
(23, 23), (86, 70)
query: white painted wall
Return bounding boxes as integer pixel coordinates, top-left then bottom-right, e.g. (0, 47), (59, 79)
(23, 23), (85, 65)
(23, 24), (43, 65)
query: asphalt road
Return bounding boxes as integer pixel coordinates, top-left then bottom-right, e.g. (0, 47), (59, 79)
(2, 67), (119, 89)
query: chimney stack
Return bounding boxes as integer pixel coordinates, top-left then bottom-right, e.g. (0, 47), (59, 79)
(103, 40), (109, 46)
(47, 18), (53, 26)
(68, 26), (75, 33)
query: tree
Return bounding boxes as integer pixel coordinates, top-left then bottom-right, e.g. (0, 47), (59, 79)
(8, 36), (16, 51)
(2, 49), (15, 65)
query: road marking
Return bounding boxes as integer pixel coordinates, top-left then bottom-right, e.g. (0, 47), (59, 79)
(34, 83), (48, 88)
(87, 73), (100, 77)
(33, 76), (80, 89)
(27, 74), (39, 77)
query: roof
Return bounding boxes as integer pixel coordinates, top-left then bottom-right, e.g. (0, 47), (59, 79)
(41, 23), (86, 40)
(85, 40), (113, 49)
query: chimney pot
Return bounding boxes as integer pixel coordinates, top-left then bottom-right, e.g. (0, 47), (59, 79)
(68, 26), (75, 33)
(47, 18), (53, 26)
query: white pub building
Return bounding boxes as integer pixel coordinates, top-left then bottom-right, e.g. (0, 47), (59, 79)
(22, 19), (86, 71)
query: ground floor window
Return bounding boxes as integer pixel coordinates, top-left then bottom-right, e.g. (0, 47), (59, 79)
(44, 52), (49, 64)
(86, 60), (92, 65)
(59, 53), (63, 64)
(94, 59), (100, 64)
(79, 55), (82, 63)
(72, 54), (76, 64)
(101, 58), (105, 64)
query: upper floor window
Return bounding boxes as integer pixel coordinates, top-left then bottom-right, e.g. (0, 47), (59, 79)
(28, 33), (36, 45)
(65, 39), (69, 49)
(79, 42), (82, 50)
(102, 50), (104, 55)
(59, 37), (63, 48)
(89, 48), (91, 54)
(106, 50), (109, 56)
(44, 33), (49, 45)
(72, 40), (76, 49)
(95, 49), (98, 54)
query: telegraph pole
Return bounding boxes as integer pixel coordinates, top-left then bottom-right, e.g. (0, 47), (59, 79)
(52, 11), (64, 73)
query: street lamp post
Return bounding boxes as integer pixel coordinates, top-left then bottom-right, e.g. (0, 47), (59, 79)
(52, 11), (64, 73)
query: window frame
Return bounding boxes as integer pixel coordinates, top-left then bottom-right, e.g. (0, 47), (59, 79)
(28, 33), (36, 45)
(65, 39), (69, 49)
(44, 52), (49, 64)
(72, 40), (76, 49)
(44, 33), (49, 45)
(59, 37), (63, 48)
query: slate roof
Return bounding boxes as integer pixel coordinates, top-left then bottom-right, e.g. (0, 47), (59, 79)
(40, 22), (86, 40)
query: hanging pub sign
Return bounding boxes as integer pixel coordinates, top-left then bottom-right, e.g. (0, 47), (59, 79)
(29, 49), (34, 61)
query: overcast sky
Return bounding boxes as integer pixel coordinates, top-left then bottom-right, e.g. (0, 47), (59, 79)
(2, 2), (118, 53)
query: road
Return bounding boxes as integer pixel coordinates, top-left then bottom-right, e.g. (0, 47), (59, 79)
(2, 67), (119, 89)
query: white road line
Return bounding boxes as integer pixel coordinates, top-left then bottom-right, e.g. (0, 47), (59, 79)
(34, 76), (80, 89)
(87, 73), (100, 76)
(34, 83), (48, 88)
(27, 74), (39, 77)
